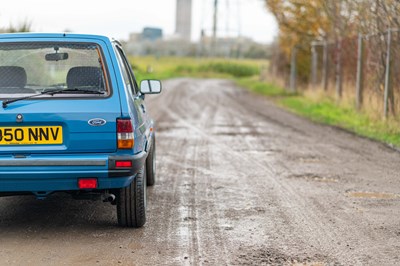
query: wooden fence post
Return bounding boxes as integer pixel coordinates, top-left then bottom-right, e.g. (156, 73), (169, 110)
(322, 40), (329, 91)
(289, 46), (297, 93)
(311, 42), (318, 89)
(355, 33), (364, 110)
(384, 28), (392, 118)
(335, 39), (343, 99)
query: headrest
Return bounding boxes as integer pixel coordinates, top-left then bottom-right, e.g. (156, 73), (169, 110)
(67, 67), (104, 90)
(0, 66), (27, 88)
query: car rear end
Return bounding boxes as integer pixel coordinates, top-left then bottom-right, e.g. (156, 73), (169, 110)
(0, 34), (143, 199)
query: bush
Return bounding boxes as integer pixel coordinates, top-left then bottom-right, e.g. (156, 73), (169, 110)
(175, 65), (195, 73)
(198, 62), (259, 77)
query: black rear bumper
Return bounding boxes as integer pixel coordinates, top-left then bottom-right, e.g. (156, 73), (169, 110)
(108, 151), (147, 178)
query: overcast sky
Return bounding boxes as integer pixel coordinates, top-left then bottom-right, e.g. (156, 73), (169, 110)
(0, 0), (278, 43)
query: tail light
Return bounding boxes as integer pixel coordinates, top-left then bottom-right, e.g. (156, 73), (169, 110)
(115, 160), (132, 168)
(117, 119), (134, 149)
(78, 178), (98, 189)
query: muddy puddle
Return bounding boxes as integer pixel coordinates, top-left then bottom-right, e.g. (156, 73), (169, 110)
(288, 173), (339, 183)
(233, 246), (331, 266)
(347, 191), (400, 199)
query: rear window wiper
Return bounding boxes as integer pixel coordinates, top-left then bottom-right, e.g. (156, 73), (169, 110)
(2, 88), (104, 108)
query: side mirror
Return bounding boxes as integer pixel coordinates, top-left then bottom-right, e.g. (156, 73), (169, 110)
(140, 80), (162, 94)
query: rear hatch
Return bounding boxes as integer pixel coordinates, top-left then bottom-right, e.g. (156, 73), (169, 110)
(0, 98), (120, 155)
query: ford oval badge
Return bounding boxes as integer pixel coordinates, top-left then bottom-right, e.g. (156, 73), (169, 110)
(88, 118), (107, 127)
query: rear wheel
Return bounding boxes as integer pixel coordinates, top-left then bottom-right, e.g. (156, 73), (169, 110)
(116, 166), (147, 227)
(146, 135), (156, 186)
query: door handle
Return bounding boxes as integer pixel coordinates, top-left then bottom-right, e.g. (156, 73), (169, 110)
(141, 104), (146, 113)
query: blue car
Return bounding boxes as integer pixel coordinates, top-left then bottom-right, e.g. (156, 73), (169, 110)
(0, 33), (161, 227)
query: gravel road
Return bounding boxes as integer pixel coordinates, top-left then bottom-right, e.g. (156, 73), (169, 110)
(0, 78), (399, 265)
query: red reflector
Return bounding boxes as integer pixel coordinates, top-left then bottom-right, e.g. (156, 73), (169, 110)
(116, 161), (132, 168)
(117, 119), (133, 133)
(78, 178), (98, 189)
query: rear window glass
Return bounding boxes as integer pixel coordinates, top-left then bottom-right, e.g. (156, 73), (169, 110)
(0, 42), (109, 98)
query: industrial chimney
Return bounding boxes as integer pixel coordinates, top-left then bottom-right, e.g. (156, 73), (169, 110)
(175, 0), (192, 41)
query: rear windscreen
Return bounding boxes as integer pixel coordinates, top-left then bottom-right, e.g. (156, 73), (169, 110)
(0, 42), (110, 97)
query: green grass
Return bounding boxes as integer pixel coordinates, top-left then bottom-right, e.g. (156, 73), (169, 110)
(278, 96), (400, 147)
(235, 78), (294, 97)
(129, 56), (400, 148)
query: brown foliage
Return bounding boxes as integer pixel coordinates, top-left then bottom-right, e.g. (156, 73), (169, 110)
(266, 0), (400, 85)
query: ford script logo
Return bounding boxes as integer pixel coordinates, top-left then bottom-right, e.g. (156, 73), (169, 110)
(88, 118), (107, 127)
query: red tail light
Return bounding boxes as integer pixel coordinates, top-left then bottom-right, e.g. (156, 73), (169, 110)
(115, 160), (132, 168)
(117, 119), (134, 149)
(78, 178), (98, 189)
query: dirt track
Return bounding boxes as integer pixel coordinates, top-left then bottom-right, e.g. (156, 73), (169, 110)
(0, 78), (399, 265)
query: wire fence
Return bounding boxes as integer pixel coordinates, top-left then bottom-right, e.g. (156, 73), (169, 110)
(271, 28), (400, 119)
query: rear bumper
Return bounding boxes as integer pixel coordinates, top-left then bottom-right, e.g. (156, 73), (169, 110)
(0, 151), (147, 194)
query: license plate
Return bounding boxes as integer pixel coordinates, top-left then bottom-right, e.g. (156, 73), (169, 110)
(0, 126), (63, 145)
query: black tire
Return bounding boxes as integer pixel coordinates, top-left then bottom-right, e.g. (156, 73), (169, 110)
(116, 166), (147, 228)
(146, 134), (156, 186)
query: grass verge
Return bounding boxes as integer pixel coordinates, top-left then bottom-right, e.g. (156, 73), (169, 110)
(235, 79), (400, 147)
(278, 96), (400, 147)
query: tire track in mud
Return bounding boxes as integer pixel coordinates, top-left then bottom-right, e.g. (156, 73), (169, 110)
(151, 78), (400, 265)
(154, 79), (335, 263)
(165, 80), (233, 265)
(219, 81), (400, 262)
(158, 81), (333, 231)
(147, 83), (234, 265)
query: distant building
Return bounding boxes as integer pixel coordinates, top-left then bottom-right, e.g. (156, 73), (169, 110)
(175, 0), (192, 41)
(125, 3), (269, 58)
(142, 27), (163, 41)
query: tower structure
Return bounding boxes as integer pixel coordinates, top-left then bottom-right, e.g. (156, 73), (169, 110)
(175, 0), (192, 41)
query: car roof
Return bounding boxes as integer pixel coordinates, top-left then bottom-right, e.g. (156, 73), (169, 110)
(0, 32), (117, 43)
